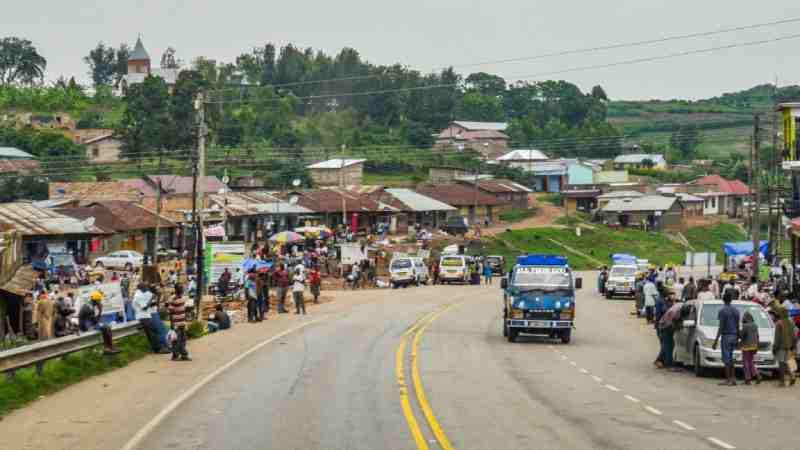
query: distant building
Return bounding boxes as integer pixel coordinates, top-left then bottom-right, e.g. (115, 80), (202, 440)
(455, 178), (532, 209)
(0, 147), (39, 176)
(494, 149), (549, 170)
(428, 166), (472, 184)
(561, 189), (601, 214)
(687, 175), (749, 217)
(435, 121), (510, 158)
(306, 159), (365, 186)
(613, 154), (667, 170)
(121, 36), (182, 92)
(600, 195), (684, 231)
(83, 134), (122, 163)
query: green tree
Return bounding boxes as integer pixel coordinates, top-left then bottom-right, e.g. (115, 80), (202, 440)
(170, 70), (207, 149)
(84, 42), (117, 87)
(113, 44), (129, 87)
(0, 174), (48, 202)
(0, 37), (47, 86)
(591, 85), (608, 101)
(117, 75), (172, 161)
(456, 92), (505, 122)
(669, 124), (703, 159)
(465, 72), (506, 97)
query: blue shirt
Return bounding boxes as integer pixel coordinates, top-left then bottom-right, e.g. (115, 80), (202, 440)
(718, 304), (740, 336)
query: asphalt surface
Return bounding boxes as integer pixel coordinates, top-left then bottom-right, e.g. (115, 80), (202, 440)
(138, 273), (799, 450)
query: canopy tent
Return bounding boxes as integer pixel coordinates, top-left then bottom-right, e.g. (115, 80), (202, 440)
(611, 253), (637, 265)
(242, 257), (273, 273)
(723, 241), (769, 257)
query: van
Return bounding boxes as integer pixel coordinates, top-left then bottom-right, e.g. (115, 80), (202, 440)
(439, 254), (470, 284)
(390, 257), (417, 288)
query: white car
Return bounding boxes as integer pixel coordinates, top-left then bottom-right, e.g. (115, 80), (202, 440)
(605, 264), (638, 298)
(673, 300), (778, 377)
(94, 250), (145, 271)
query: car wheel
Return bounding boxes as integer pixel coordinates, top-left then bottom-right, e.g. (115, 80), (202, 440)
(502, 316), (508, 337)
(560, 330), (571, 344)
(95, 261), (104, 268)
(507, 328), (518, 343)
(605, 292), (613, 299)
(693, 344), (707, 378)
(124, 263), (133, 271)
(392, 283), (398, 289)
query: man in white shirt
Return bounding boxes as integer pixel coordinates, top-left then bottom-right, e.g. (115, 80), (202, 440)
(697, 283), (716, 301)
(672, 277), (685, 302)
(643, 279), (658, 323)
(745, 277), (759, 300)
(292, 269), (306, 315)
(132, 284), (162, 353)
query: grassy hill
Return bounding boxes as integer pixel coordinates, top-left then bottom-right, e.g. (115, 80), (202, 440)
(608, 83), (799, 159)
(471, 223), (746, 271)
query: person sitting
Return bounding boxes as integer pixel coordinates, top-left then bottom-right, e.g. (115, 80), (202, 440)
(207, 303), (231, 333)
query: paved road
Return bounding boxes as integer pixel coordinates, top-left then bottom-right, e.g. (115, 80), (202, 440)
(138, 274), (798, 450)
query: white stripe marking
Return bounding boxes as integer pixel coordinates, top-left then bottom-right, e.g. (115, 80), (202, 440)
(624, 395), (640, 403)
(605, 384), (620, 392)
(673, 420), (696, 431)
(591, 375), (603, 382)
(644, 406), (663, 416)
(707, 437), (736, 449)
(121, 318), (326, 450)
(579, 368), (589, 374)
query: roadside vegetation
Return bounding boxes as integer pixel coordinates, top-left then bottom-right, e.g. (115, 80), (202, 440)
(498, 208), (538, 223)
(472, 222), (746, 271)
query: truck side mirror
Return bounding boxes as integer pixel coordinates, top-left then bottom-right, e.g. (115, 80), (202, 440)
(575, 277), (583, 290)
(501, 278), (508, 289)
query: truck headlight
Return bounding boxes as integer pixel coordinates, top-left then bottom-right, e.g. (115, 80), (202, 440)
(510, 308), (524, 319)
(560, 310), (573, 320)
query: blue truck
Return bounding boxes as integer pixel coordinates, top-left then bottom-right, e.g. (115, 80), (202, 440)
(501, 255), (582, 344)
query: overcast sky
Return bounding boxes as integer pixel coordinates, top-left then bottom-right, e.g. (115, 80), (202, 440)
(5, 0), (800, 100)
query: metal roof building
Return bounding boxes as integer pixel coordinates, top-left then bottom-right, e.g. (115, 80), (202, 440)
(383, 188), (457, 212)
(0, 147), (35, 159)
(0, 202), (108, 236)
(306, 159), (366, 169)
(601, 195), (679, 213)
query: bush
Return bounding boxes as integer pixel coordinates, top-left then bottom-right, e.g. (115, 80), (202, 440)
(539, 193), (562, 206)
(187, 320), (206, 339)
(499, 208), (537, 222)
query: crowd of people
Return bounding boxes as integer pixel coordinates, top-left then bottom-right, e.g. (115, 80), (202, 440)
(598, 264), (800, 387)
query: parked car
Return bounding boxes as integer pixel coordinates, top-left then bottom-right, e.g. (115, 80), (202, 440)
(604, 264), (638, 299)
(389, 257), (417, 288)
(673, 299), (778, 377)
(442, 216), (469, 236)
(94, 250), (145, 271)
(439, 254), (470, 284)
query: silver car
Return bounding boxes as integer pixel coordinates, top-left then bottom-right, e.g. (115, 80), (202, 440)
(673, 299), (778, 377)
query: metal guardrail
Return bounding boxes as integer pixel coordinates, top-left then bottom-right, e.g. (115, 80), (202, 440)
(0, 321), (142, 379)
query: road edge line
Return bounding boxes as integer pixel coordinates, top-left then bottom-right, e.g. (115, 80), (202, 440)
(411, 305), (457, 450)
(120, 318), (326, 450)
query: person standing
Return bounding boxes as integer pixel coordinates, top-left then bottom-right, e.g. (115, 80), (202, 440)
(244, 274), (257, 323)
(121, 273), (133, 321)
(643, 278), (658, 323)
(598, 266), (608, 294)
(656, 298), (683, 369)
(133, 284), (164, 353)
(36, 292), (55, 340)
(672, 277), (685, 303)
(309, 266), (322, 303)
(293, 268), (307, 315)
(483, 261), (493, 286)
(275, 264), (290, 313)
(168, 286), (190, 361)
(740, 311), (762, 385)
(682, 277), (697, 302)
(218, 268), (231, 297)
(258, 270), (270, 320)
(772, 306), (797, 387)
(697, 282), (715, 301)
(712, 295), (740, 386)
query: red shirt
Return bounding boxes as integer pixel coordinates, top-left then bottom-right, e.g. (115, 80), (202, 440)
(276, 270), (290, 288)
(308, 271), (321, 286)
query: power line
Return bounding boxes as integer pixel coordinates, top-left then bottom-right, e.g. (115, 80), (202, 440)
(223, 16), (800, 90)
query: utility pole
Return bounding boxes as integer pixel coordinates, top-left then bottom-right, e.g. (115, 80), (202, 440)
(194, 92), (207, 317)
(340, 145), (347, 229)
(153, 178), (163, 264)
(753, 114), (761, 278)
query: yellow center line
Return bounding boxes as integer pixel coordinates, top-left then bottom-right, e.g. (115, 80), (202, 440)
(411, 304), (459, 450)
(395, 308), (444, 450)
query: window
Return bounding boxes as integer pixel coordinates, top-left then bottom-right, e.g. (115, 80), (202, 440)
(711, 197), (716, 208)
(92, 147), (100, 158)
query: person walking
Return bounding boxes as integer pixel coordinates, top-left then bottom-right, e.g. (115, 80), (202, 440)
(483, 261), (493, 286)
(309, 266), (322, 303)
(275, 264), (290, 313)
(36, 292), (55, 340)
(259, 270), (270, 319)
(244, 273), (257, 323)
(712, 295), (740, 386)
(740, 311), (762, 385)
(643, 278), (658, 324)
(168, 286), (190, 361)
(292, 268), (307, 315)
(133, 283), (165, 354)
(656, 298), (683, 369)
(772, 306), (797, 387)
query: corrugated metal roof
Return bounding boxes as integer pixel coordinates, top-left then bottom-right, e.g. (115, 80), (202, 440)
(384, 188), (457, 212)
(0, 147), (35, 159)
(307, 159), (366, 169)
(209, 192), (312, 216)
(676, 193), (703, 202)
(416, 184), (507, 207)
(453, 121), (507, 131)
(601, 195), (679, 213)
(597, 190), (644, 200)
(613, 154), (666, 165)
(0, 202), (108, 236)
(458, 178), (533, 194)
(496, 149), (549, 161)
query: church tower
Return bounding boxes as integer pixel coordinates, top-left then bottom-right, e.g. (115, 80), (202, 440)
(127, 36), (151, 75)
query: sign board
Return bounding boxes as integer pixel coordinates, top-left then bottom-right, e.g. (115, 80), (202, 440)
(205, 242), (246, 284)
(75, 282), (125, 319)
(685, 252), (716, 267)
(340, 243), (366, 265)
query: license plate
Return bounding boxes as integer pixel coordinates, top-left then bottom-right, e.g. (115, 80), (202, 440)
(529, 320), (550, 328)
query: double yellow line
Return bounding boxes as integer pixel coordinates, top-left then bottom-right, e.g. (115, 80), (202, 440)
(395, 305), (457, 450)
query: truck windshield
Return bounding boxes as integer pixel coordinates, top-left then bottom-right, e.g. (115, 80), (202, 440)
(391, 260), (412, 270)
(441, 257), (464, 267)
(611, 267), (636, 277)
(512, 267), (571, 288)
